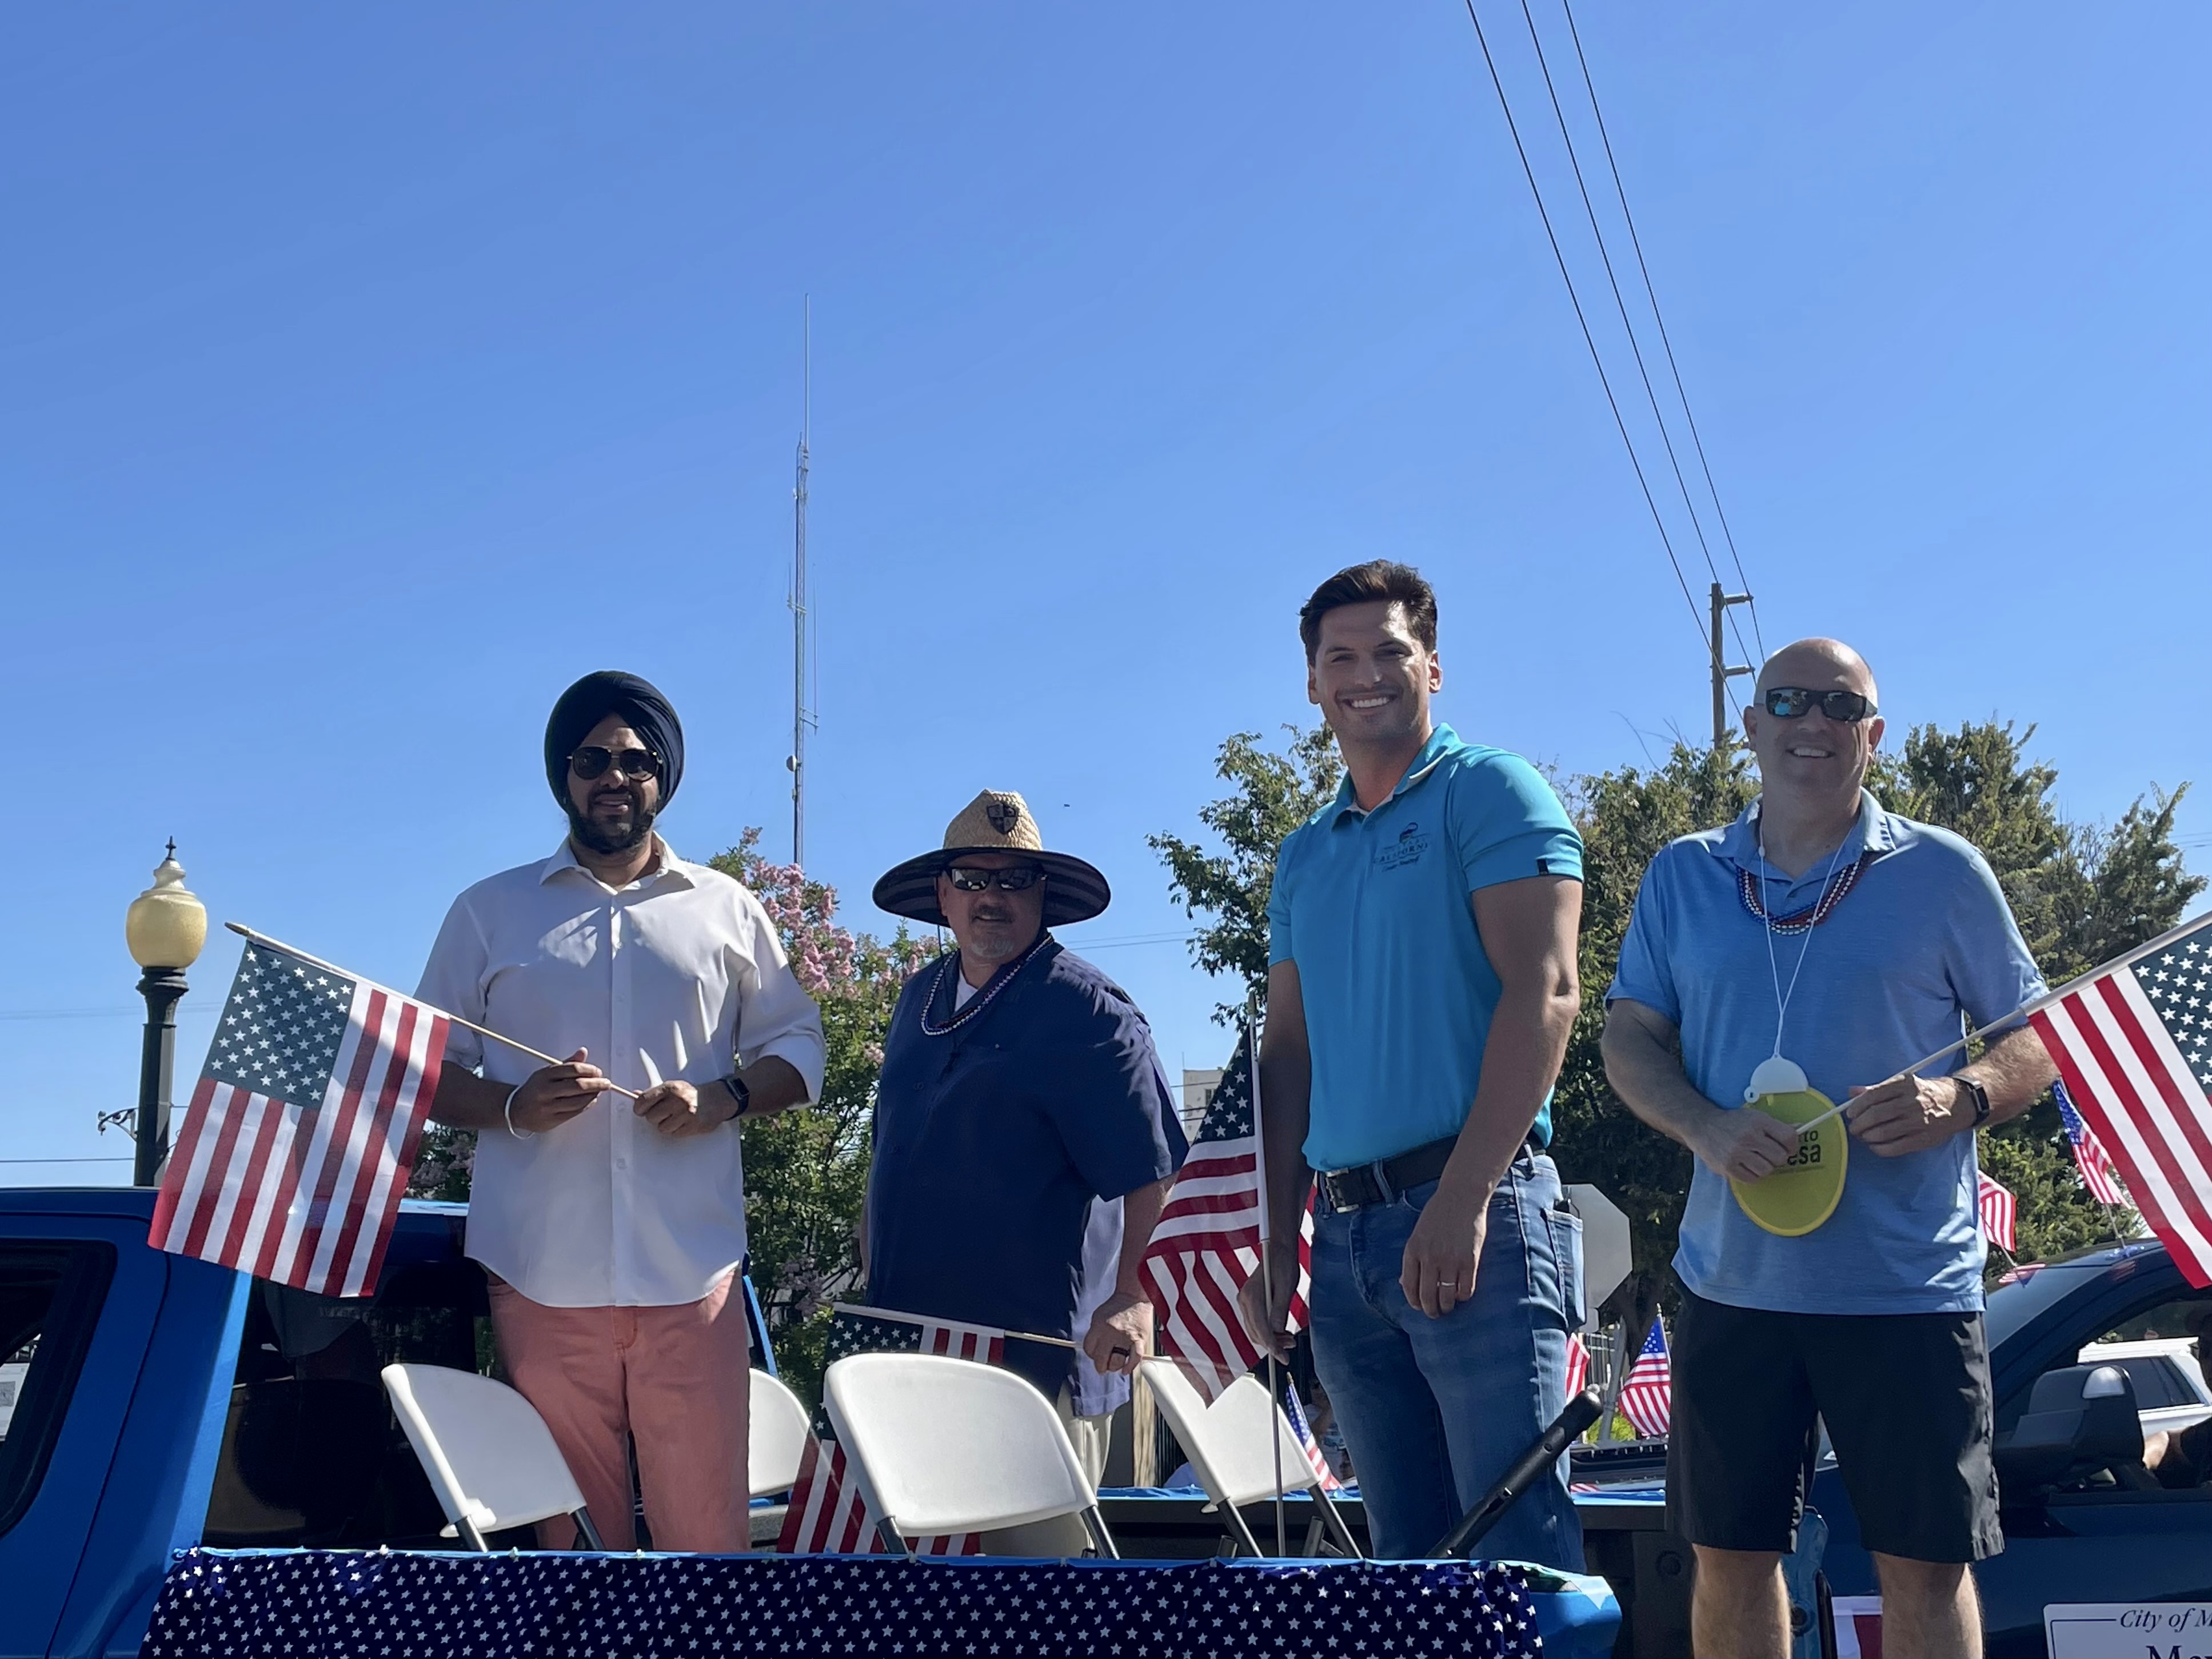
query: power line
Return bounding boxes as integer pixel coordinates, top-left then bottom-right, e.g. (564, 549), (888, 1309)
(1457, 0), (1710, 657)
(1511, 0), (1759, 690)
(1558, 0), (1765, 661)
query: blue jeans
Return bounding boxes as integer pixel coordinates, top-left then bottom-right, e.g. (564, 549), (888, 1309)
(1308, 1151), (1586, 1568)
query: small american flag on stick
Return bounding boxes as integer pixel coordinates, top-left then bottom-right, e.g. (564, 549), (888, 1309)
(2029, 914), (2212, 1287)
(1140, 1025), (1312, 1401)
(150, 939), (449, 1298)
(2055, 1079), (2129, 1209)
(777, 1305), (1006, 1555)
(1279, 1376), (1343, 1492)
(1619, 1317), (1671, 1440)
(1977, 1171), (2016, 1254)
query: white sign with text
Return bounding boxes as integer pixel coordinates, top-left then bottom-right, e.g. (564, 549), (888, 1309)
(2045, 1602), (2212, 1658)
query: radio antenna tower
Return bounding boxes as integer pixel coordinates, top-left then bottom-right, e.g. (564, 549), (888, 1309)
(787, 298), (814, 867)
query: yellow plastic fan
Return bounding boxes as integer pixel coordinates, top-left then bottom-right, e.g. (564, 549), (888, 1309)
(1729, 1088), (1848, 1237)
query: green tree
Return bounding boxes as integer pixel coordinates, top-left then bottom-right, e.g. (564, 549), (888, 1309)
(1149, 725), (1342, 1022)
(1156, 717), (2202, 1349)
(1549, 740), (1757, 1349)
(1870, 723), (2201, 1268)
(709, 830), (931, 1407)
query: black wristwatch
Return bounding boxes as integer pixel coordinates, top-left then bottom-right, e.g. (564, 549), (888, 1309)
(1955, 1073), (1992, 1128)
(721, 1074), (752, 1122)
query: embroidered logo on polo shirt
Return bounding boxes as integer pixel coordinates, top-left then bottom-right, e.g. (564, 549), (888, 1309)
(1376, 821), (1432, 871)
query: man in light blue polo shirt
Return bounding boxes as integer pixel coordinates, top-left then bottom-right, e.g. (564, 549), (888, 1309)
(1603, 637), (2055, 1659)
(1238, 559), (1588, 1567)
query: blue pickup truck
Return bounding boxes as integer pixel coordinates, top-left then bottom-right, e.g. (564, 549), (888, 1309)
(4, 1182), (2208, 1658)
(1, 1186), (784, 1656)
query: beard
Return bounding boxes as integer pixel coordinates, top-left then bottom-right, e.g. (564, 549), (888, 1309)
(567, 785), (658, 856)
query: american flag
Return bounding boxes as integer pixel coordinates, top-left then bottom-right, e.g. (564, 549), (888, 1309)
(149, 941), (448, 1298)
(1619, 1317), (1671, 1440)
(1977, 1171), (2016, 1254)
(2030, 914), (2212, 1288)
(1565, 1331), (1590, 1398)
(2056, 1080), (2129, 1208)
(777, 1305), (1005, 1555)
(1140, 1026), (1312, 1401)
(1279, 1377), (1343, 1493)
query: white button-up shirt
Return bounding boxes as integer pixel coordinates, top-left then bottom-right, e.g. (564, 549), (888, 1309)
(417, 838), (826, 1308)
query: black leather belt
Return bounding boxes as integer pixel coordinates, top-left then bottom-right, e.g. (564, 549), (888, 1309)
(1318, 1133), (1543, 1213)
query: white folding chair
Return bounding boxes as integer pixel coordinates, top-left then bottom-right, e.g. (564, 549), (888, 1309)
(821, 1351), (1117, 1558)
(1139, 1359), (1362, 1558)
(749, 1368), (813, 1497)
(381, 1362), (606, 1550)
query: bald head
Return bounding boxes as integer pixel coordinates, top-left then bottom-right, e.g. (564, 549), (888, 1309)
(1755, 638), (1878, 709)
(1742, 636), (1885, 835)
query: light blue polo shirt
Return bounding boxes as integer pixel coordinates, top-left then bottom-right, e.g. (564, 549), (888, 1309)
(1607, 792), (2046, 1316)
(1267, 723), (1584, 1171)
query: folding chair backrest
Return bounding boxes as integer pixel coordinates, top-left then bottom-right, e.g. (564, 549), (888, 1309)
(821, 1352), (1100, 1542)
(749, 1368), (814, 1497)
(381, 1362), (590, 1539)
(1139, 1360), (1317, 1510)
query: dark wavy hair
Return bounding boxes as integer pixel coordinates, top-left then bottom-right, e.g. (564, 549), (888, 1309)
(1297, 561), (1439, 662)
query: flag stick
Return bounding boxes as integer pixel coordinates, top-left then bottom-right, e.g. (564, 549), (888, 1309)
(825, 1302), (1248, 1388)
(1248, 993), (1288, 1558)
(223, 922), (643, 1100)
(1777, 912), (2209, 1136)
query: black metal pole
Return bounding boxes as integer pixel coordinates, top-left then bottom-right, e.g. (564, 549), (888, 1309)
(133, 968), (187, 1187)
(1430, 1387), (1604, 1560)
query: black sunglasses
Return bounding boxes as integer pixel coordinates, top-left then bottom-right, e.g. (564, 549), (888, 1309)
(944, 864), (1045, 893)
(1763, 687), (1878, 723)
(569, 746), (662, 782)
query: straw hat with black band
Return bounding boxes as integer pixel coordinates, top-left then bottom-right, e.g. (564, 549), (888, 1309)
(872, 790), (1111, 928)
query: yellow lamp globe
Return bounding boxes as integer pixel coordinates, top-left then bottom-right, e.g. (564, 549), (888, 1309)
(126, 841), (207, 971)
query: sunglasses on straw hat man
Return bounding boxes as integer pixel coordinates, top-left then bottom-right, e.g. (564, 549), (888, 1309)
(872, 791), (1112, 932)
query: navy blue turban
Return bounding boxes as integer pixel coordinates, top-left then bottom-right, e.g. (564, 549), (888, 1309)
(544, 671), (685, 807)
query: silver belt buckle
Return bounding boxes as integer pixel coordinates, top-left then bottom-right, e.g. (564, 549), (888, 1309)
(1323, 1161), (1384, 1213)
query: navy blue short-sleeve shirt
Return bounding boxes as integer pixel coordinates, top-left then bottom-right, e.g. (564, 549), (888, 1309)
(865, 937), (1188, 1397)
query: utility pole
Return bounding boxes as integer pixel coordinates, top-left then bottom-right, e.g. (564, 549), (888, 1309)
(788, 299), (813, 867)
(1708, 581), (1754, 746)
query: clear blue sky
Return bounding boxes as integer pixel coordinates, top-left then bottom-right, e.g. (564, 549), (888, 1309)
(5, 4), (2206, 1180)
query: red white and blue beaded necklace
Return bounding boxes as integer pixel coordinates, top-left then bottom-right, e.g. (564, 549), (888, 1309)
(1740, 806), (1868, 1102)
(1736, 848), (1872, 934)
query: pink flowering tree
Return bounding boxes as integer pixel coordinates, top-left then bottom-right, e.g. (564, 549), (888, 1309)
(710, 829), (933, 1401)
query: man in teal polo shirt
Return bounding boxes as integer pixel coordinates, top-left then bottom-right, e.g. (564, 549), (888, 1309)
(1239, 559), (1588, 1566)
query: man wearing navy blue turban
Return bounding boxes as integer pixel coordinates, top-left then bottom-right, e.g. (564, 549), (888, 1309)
(542, 670), (687, 854)
(418, 670), (826, 1552)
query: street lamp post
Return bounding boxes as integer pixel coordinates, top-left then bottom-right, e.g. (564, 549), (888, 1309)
(125, 841), (207, 1187)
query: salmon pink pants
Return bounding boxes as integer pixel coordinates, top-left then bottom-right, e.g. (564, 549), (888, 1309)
(487, 1272), (751, 1552)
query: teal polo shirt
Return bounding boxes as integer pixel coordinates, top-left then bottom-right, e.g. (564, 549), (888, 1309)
(1267, 723), (1584, 1170)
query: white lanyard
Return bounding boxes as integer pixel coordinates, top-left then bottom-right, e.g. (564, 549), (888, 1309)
(1746, 805), (1852, 1103)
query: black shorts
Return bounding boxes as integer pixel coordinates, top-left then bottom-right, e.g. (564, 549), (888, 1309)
(1666, 1289), (2002, 1563)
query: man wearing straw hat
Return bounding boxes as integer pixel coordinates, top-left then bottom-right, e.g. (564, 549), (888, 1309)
(1603, 638), (2057, 1659)
(417, 670), (826, 1552)
(865, 790), (1187, 1486)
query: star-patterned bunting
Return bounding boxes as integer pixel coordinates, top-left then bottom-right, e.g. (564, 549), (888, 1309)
(142, 1546), (1568, 1658)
